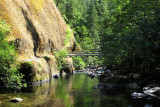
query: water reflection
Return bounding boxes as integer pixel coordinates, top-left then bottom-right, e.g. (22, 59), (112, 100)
(0, 74), (160, 107)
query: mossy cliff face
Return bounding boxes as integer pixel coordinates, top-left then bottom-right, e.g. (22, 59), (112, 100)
(0, 0), (76, 83)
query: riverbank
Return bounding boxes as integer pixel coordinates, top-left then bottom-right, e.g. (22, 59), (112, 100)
(97, 69), (160, 89)
(97, 77), (160, 90)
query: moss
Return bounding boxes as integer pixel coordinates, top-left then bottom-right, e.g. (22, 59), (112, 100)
(36, 62), (43, 73)
(34, 74), (42, 81)
(28, 0), (45, 12)
(0, 2), (11, 22)
(0, 2), (22, 38)
(19, 61), (47, 82)
(0, 2), (15, 32)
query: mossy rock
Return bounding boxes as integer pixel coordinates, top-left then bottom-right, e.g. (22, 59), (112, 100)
(19, 59), (50, 83)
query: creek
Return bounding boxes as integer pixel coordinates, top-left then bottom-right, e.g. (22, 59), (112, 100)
(0, 73), (160, 107)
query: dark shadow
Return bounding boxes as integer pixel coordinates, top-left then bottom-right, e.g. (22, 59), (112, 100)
(19, 62), (34, 83)
(71, 42), (76, 52)
(21, 9), (40, 57)
(43, 56), (52, 77)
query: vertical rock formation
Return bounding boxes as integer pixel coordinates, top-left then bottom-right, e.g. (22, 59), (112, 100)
(0, 0), (76, 84)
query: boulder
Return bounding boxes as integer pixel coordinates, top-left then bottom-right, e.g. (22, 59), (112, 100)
(90, 74), (95, 78)
(143, 87), (160, 98)
(53, 75), (59, 79)
(87, 72), (92, 76)
(10, 98), (23, 102)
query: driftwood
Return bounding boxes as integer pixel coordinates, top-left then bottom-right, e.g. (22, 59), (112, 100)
(131, 87), (160, 99)
(143, 87), (160, 99)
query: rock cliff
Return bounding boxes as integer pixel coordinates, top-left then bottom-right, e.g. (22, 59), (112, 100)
(0, 0), (77, 84)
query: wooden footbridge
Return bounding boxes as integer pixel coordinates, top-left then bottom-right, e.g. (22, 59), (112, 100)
(67, 52), (103, 57)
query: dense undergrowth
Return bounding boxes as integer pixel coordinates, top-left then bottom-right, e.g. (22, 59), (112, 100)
(72, 56), (85, 70)
(54, 49), (68, 71)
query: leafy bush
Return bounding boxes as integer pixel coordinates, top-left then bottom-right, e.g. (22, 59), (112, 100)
(54, 49), (68, 70)
(0, 19), (26, 89)
(72, 56), (85, 70)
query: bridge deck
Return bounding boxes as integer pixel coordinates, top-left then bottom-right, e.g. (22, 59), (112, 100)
(67, 52), (103, 57)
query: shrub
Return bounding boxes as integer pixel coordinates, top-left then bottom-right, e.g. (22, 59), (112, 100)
(72, 56), (86, 70)
(0, 19), (26, 89)
(54, 49), (68, 70)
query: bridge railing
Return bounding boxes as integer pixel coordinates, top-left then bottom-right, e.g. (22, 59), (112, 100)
(67, 52), (103, 57)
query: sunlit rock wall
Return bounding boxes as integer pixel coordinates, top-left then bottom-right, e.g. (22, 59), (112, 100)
(0, 0), (76, 83)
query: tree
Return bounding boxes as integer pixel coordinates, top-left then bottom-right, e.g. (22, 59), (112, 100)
(101, 0), (160, 73)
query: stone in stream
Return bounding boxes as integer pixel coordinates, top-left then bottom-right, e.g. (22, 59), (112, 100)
(127, 82), (141, 89)
(89, 73), (95, 78)
(147, 97), (152, 100)
(87, 72), (92, 76)
(90, 75), (95, 78)
(92, 85), (103, 89)
(131, 92), (147, 99)
(10, 98), (23, 102)
(53, 75), (59, 79)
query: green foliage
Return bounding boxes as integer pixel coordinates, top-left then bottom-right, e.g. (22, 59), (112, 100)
(0, 19), (26, 89)
(54, 49), (68, 70)
(54, 0), (160, 75)
(55, 25), (75, 71)
(64, 25), (73, 46)
(55, 0), (104, 67)
(100, 0), (160, 73)
(72, 56), (85, 70)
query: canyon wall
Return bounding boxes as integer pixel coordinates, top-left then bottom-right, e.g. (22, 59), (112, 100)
(0, 0), (77, 84)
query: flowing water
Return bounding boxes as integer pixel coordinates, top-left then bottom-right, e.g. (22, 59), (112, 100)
(0, 73), (160, 107)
